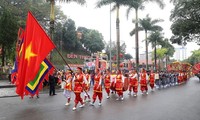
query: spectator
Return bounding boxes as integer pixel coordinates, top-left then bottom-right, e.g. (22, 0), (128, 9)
(49, 70), (58, 96)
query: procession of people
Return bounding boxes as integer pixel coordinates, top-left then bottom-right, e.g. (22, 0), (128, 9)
(59, 67), (191, 111)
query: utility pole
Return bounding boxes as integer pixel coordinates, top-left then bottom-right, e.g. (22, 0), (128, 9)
(109, 4), (112, 71)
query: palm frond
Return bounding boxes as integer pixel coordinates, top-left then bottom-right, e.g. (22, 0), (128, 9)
(151, 19), (164, 25)
(46, 0), (86, 5)
(126, 7), (132, 20)
(151, 25), (163, 31)
(130, 27), (143, 36)
(148, 0), (165, 9)
(96, 0), (112, 8)
(111, 4), (117, 11)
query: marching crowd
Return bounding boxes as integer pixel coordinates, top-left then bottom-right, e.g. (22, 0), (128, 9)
(56, 67), (190, 111)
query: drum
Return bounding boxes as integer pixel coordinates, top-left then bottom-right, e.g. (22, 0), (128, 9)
(123, 77), (129, 91)
(110, 81), (116, 91)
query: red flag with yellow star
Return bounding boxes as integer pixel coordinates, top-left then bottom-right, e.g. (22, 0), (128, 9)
(16, 11), (55, 99)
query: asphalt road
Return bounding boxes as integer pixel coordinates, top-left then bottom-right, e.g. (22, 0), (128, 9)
(0, 77), (200, 120)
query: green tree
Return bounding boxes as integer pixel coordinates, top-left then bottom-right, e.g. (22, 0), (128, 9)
(77, 27), (105, 53)
(124, 53), (133, 60)
(0, 10), (18, 66)
(125, 0), (165, 71)
(153, 48), (167, 70)
(96, 0), (128, 69)
(185, 49), (200, 65)
(148, 31), (164, 70)
(170, 0), (200, 45)
(105, 41), (126, 61)
(62, 19), (80, 50)
(130, 14), (163, 70)
(160, 38), (175, 66)
(46, 0), (86, 41)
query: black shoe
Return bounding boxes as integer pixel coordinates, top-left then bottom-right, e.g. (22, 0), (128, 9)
(37, 96), (39, 98)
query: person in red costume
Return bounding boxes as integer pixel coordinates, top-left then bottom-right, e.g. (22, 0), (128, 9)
(104, 69), (111, 99)
(72, 67), (88, 111)
(128, 69), (138, 97)
(149, 70), (155, 91)
(63, 70), (73, 106)
(90, 68), (103, 106)
(178, 70), (183, 84)
(115, 69), (124, 101)
(140, 68), (149, 95)
(83, 70), (91, 102)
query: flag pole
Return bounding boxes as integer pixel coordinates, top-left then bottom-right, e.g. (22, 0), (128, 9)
(53, 47), (89, 96)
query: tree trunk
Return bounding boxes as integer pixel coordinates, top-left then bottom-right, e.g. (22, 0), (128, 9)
(154, 41), (157, 71)
(116, 4), (120, 69)
(109, 4), (112, 71)
(49, 0), (55, 61)
(1, 45), (5, 66)
(135, 8), (139, 71)
(145, 30), (148, 70)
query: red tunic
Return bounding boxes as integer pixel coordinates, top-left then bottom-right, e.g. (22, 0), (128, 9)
(104, 74), (111, 89)
(115, 74), (123, 91)
(74, 74), (84, 93)
(149, 73), (155, 84)
(64, 74), (72, 91)
(178, 72), (183, 82)
(140, 73), (147, 86)
(83, 73), (90, 91)
(94, 74), (102, 93)
(129, 73), (138, 87)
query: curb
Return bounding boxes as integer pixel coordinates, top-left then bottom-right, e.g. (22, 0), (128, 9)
(0, 89), (64, 98)
(0, 85), (16, 88)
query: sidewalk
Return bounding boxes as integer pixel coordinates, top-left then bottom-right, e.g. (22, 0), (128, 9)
(0, 80), (16, 97)
(0, 80), (15, 88)
(0, 80), (64, 98)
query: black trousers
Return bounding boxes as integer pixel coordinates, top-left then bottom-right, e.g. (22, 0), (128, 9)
(49, 85), (55, 95)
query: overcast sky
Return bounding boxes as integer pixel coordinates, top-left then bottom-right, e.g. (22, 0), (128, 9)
(59, 0), (199, 59)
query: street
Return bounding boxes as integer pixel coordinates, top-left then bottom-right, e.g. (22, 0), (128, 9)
(0, 77), (200, 120)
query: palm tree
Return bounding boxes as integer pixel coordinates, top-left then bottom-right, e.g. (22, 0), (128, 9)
(130, 14), (163, 70)
(148, 31), (164, 71)
(125, 0), (165, 71)
(46, 0), (86, 40)
(96, 0), (126, 69)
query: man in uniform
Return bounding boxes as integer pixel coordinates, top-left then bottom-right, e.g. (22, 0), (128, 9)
(63, 70), (73, 106)
(83, 70), (91, 102)
(104, 69), (111, 99)
(149, 70), (155, 91)
(140, 68), (149, 94)
(115, 69), (124, 100)
(90, 68), (103, 106)
(72, 67), (88, 111)
(128, 69), (138, 96)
